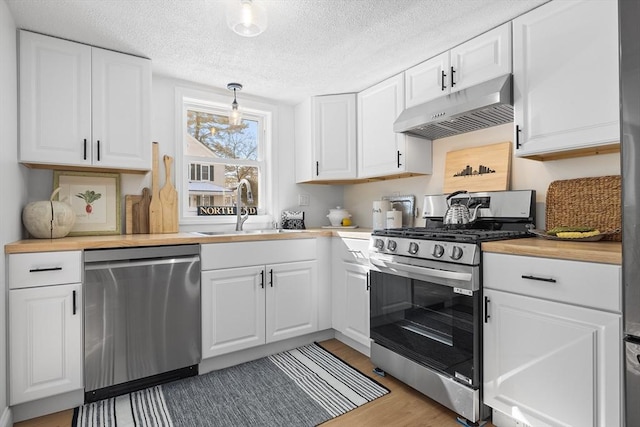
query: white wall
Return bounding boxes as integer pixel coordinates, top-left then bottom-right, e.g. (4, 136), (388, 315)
(343, 123), (621, 229)
(0, 0), (27, 424)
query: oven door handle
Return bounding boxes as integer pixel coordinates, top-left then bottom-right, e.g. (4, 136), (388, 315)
(370, 257), (473, 286)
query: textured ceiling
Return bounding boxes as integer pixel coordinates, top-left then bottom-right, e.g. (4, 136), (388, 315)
(5, 0), (548, 105)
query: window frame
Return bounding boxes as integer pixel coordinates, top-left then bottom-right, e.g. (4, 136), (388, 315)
(175, 86), (275, 227)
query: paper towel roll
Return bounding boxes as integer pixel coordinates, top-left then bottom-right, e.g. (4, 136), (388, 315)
(372, 200), (391, 230)
(386, 210), (402, 229)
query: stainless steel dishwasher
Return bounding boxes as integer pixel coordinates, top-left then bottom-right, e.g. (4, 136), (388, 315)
(84, 244), (200, 402)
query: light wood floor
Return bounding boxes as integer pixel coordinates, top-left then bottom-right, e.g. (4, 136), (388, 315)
(15, 339), (494, 427)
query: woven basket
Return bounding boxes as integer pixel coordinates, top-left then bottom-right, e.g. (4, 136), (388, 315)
(546, 175), (621, 241)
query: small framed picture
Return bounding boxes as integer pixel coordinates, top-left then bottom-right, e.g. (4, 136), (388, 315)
(53, 171), (121, 236)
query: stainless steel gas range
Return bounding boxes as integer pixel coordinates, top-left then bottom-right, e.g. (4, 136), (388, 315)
(368, 190), (535, 424)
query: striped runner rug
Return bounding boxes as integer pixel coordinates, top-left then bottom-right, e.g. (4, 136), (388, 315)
(73, 343), (389, 427)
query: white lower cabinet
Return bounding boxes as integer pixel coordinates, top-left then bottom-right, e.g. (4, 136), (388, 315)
(201, 240), (318, 359)
(341, 262), (369, 346)
(332, 238), (370, 351)
(483, 253), (621, 427)
(10, 283), (83, 405)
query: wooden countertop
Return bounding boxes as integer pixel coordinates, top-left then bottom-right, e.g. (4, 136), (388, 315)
(482, 237), (621, 265)
(4, 228), (373, 254)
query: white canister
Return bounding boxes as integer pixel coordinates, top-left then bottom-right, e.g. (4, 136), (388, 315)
(386, 210), (402, 229)
(372, 200), (391, 230)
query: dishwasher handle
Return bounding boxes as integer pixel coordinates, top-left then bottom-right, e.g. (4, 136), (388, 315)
(85, 255), (200, 271)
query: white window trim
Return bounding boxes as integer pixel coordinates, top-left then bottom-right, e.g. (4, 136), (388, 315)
(175, 86), (276, 227)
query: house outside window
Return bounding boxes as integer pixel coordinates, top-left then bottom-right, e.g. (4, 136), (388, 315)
(176, 88), (271, 225)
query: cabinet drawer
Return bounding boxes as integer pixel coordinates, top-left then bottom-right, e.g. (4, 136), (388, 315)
(9, 251), (82, 289)
(483, 253), (621, 312)
(333, 238), (370, 265)
(201, 239), (316, 270)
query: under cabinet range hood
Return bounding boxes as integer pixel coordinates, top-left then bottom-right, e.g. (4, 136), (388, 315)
(394, 74), (513, 140)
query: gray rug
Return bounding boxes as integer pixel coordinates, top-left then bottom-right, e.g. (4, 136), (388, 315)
(73, 343), (389, 426)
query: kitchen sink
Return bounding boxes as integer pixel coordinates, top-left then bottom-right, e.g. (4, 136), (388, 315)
(191, 229), (304, 236)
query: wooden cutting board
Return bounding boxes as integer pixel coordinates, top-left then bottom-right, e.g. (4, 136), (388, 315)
(137, 188), (151, 234)
(443, 141), (512, 193)
(160, 155), (178, 233)
(125, 195), (142, 234)
(148, 142), (163, 233)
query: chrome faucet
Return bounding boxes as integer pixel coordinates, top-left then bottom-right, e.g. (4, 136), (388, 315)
(235, 178), (254, 231)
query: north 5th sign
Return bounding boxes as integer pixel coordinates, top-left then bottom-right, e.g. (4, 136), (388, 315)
(197, 206), (258, 216)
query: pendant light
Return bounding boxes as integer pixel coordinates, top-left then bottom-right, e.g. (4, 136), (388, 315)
(227, 83), (243, 126)
(226, 0), (267, 37)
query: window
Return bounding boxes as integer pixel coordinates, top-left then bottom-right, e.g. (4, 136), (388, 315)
(176, 88), (272, 225)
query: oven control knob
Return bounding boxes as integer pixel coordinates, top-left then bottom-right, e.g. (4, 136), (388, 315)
(387, 240), (397, 252)
(374, 239), (385, 250)
(432, 244), (445, 258)
(450, 246), (464, 260)
(408, 242), (419, 255)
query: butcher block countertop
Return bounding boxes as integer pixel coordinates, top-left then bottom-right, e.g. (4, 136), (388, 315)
(4, 228), (373, 254)
(482, 237), (622, 265)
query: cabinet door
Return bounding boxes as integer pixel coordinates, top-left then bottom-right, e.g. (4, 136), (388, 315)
(266, 261), (318, 343)
(342, 262), (370, 348)
(201, 266), (266, 358)
(405, 52), (450, 107)
(19, 31), (92, 167)
(357, 74), (406, 178)
(92, 48), (151, 170)
(313, 94), (357, 180)
(483, 289), (621, 427)
(450, 22), (511, 92)
(9, 284), (83, 405)
(513, 0), (619, 157)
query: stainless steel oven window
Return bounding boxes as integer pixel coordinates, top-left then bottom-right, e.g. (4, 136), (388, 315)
(370, 270), (480, 387)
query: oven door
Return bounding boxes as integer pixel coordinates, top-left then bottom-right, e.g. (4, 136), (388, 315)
(369, 254), (481, 388)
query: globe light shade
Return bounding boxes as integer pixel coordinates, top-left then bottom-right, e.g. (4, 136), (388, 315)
(227, 0), (267, 37)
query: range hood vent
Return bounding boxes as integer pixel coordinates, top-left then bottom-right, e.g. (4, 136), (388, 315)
(394, 74), (513, 140)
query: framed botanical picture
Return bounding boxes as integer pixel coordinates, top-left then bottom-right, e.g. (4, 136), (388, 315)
(53, 171), (121, 236)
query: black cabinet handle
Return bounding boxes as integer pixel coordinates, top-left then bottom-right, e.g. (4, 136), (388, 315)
(260, 270), (264, 289)
(97, 140), (101, 161)
(484, 296), (490, 323)
(316, 161), (319, 176)
(29, 266), (62, 273)
(522, 274), (557, 283)
(83, 139), (87, 160)
(72, 290), (77, 315)
(366, 272), (370, 291)
(441, 70), (447, 91)
(397, 150), (402, 168)
(269, 269), (273, 287)
(450, 66), (456, 87)
(516, 125), (522, 149)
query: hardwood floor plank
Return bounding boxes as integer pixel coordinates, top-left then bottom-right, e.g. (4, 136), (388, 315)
(13, 339), (493, 427)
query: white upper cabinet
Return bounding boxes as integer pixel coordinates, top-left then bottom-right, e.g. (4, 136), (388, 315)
(405, 52), (450, 108)
(357, 74), (432, 178)
(513, 0), (619, 159)
(295, 94), (357, 182)
(405, 23), (511, 107)
(91, 47), (151, 170)
(19, 30), (151, 171)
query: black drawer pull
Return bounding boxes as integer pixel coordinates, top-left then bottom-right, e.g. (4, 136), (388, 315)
(29, 267), (62, 273)
(72, 290), (77, 315)
(484, 296), (490, 323)
(522, 274), (557, 283)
